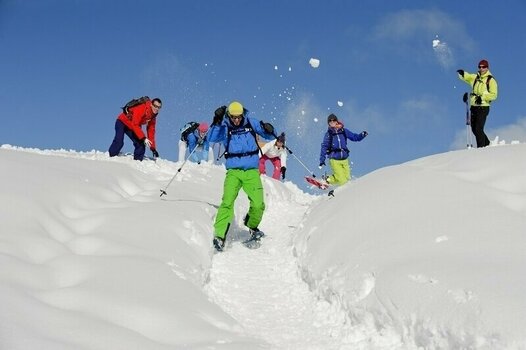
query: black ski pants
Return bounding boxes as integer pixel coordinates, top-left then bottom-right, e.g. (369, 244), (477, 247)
(470, 106), (490, 148)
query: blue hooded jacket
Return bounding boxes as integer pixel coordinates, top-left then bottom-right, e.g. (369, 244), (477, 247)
(187, 129), (210, 163)
(208, 112), (274, 170)
(320, 126), (365, 163)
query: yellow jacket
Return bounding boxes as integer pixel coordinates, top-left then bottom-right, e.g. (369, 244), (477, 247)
(458, 70), (498, 107)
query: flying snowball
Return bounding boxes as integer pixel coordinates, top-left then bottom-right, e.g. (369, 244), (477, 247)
(313, 117), (319, 122)
(337, 101), (343, 107)
(432, 34), (453, 69)
(309, 58), (320, 68)
(274, 65), (278, 70)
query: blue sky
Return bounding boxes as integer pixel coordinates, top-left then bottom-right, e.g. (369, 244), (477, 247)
(1, 0), (526, 187)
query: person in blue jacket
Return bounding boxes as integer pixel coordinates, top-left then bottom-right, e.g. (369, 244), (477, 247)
(207, 101), (275, 251)
(319, 114), (368, 186)
(186, 122), (210, 164)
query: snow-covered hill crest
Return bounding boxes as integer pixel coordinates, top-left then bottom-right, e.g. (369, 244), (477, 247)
(294, 144), (526, 349)
(1, 144), (525, 349)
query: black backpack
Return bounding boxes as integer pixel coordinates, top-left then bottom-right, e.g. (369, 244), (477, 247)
(122, 96), (150, 114)
(180, 122), (200, 142)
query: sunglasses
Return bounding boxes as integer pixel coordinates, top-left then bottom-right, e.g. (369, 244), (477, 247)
(229, 113), (243, 120)
(328, 119), (337, 123)
(152, 104), (162, 109)
(478, 66), (487, 69)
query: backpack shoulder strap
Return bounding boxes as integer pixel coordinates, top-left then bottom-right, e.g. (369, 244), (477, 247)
(486, 75), (493, 92)
(473, 74), (493, 93)
(221, 119), (263, 159)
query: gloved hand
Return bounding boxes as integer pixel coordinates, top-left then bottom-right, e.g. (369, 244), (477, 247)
(260, 122), (275, 134)
(319, 161), (325, 169)
(361, 131), (368, 137)
(151, 149), (159, 158)
(474, 95), (482, 105)
(281, 166), (286, 179)
(143, 138), (152, 148)
(456, 69), (464, 77)
(213, 106), (226, 125)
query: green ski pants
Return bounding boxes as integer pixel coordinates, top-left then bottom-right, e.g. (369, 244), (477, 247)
(327, 158), (351, 186)
(214, 169), (265, 239)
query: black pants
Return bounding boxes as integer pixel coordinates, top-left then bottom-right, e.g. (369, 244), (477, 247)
(470, 106), (490, 148)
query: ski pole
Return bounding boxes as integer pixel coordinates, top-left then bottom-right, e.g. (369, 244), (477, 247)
(463, 92), (472, 148)
(284, 146), (316, 177)
(270, 131), (316, 177)
(215, 143), (222, 162)
(160, 129), (209, 197)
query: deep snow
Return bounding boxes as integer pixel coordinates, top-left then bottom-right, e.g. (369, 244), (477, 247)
(0, 144), (525, 349)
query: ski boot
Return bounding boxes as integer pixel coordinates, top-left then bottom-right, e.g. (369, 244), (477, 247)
(248, 227), (265, 241)
(213, 236), (225, 252)
(318, 174), (330, 189)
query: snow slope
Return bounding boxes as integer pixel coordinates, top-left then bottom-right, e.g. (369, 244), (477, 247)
(0, 144), (525, 349)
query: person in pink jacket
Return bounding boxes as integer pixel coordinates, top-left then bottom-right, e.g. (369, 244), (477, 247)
(108, 97), (162, 160)
(259, 133), (288, 180)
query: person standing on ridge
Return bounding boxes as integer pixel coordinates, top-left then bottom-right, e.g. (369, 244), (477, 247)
(108, 97), (162, 160)
(319, 114), (367, 187)
(259, 132), (288, 180)
(207, 101), (275, 252)
(457, 59), (498, 147)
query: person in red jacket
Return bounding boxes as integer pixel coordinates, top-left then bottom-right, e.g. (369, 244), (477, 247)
(108, 97), (162, 160)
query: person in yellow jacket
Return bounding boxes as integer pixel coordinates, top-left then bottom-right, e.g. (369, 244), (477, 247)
(457, 59), (498, 147)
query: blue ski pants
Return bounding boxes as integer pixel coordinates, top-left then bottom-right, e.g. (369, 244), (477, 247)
(108, 120), (146, 160)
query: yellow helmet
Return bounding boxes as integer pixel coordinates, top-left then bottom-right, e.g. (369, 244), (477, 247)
(228, 101), (244, 117)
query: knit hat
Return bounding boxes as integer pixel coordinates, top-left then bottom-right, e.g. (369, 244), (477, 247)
(478, 59), (489, 68)
(276, 132), (286, 144)
(327, 113), (338, 123)
(198, 122), (209, 133)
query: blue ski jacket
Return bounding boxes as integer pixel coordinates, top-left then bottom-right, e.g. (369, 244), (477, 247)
(208, 113), (274, 170)
(320, 126), (365, 163)
(187, 130), (210, 163)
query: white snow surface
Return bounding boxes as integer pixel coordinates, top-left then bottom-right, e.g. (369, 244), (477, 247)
(1, 144), (525, 350)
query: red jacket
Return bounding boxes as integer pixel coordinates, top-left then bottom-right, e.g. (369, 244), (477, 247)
(117, 100), (158, 149)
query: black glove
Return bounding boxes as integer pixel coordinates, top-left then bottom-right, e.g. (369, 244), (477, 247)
(213, 106), (226, 125)
(151, 149), (159, 158)
(260, 121), (274, 135)
(457, 69), (464, 77)
(281, 166), (286, 179)
(361, 131), (368, 137)
(474, 95), (482, 105)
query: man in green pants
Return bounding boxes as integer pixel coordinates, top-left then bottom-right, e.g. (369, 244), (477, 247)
(208, 101), (275, 251)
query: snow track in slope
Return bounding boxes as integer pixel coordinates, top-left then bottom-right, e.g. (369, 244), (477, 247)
(204, 184), (376, 350)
